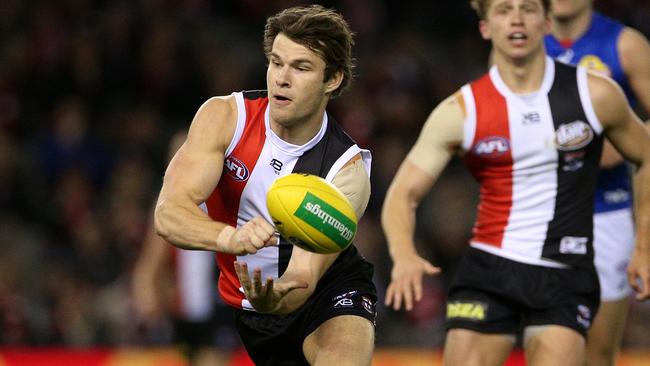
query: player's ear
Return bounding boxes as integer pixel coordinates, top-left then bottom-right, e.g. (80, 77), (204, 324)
(479, 20), (491, 40)
(325, 70), (343, 94)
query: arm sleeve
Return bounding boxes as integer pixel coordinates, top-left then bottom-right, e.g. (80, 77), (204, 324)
(331, 156), (371, 220)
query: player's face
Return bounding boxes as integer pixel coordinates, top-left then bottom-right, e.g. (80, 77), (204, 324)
(480, 0), (550, 60)
(550, 0), (592, 21)
(266, 33), (341, 129)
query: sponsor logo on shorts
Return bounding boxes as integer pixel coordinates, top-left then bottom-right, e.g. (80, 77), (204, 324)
(554, 121), (593, 151)
(604, 189), (631, 204)
(334, 298), (354, 307)
(361, 296), (375, 315)
(559, 236), (588, 255)
(446, 301), (488, 321)
(333, 291), (357, 308)
(576, 304), (592, 329)
(294, 193), (356, 248)
(333, 290), (357, 301)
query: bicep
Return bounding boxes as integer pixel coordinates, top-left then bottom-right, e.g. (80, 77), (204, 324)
(388, 160), (437, 207)
(161, 141), (224, 204)
(591, 74), (650, 165)
(159, 97), (236, 204)
(603, 112), (650, 166)
(403, 93), (464, 192)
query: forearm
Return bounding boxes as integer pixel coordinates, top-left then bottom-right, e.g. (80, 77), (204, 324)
(382, 188), (419, 261)
(154, 198), (233, 252)
(634, 162), (650, 251)
(263, 249), (337, 315)
(271, 287), (315, 315)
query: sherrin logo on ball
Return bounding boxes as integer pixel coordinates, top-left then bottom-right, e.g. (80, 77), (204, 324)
(266, 173), (358, 254)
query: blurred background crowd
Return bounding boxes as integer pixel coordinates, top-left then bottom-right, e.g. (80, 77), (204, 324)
(1, 0), (649, 351)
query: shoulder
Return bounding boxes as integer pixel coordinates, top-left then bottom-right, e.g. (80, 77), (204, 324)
(429, 91), (466, 127)
(416, 91), (465, 149)
(618, 27), (650, 71)
(186, 95), (238, 152)
(585, 71), (628, 129)
(196, 95), (238, 122)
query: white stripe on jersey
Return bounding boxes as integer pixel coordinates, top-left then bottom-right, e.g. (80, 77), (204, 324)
(228, 92), (371, 310)
(577, 67), (604, 134)
(226, 92), (247, 156)
(460, 84), (477, 151)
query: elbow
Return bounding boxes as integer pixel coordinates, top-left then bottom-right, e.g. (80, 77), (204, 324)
(380, 195), (396, 231)
(381, 185), (403, 227)
(153, 199), (174, 241)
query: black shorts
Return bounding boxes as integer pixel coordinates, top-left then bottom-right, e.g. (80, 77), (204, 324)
(445, 247), (600, 338)
(234, 248), (377, 366)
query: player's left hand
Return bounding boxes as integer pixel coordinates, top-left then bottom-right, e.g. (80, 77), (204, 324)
(628, 247), (650, 301)
(234, 261), (308, 313)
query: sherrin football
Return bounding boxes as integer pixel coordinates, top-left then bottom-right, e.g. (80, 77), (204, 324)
(266, 173), (357, 254)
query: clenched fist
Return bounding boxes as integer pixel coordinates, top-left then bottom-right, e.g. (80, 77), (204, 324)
(220, 217), (278, 255)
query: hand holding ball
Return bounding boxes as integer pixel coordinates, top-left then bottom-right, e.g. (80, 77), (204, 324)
(266, 173), (357, 254)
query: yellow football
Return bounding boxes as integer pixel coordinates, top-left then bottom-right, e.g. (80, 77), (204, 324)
(266, 173), (357, 254)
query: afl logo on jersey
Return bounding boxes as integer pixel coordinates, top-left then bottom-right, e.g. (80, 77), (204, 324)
(473, 136), (510, 157)
(555, 121), (593, 151)
(224, 156), (250, 182)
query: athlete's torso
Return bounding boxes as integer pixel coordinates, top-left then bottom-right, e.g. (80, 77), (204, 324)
(461, 58), (603, 269)
(205, 91), (371, 310)
(545, 12), (633, 213)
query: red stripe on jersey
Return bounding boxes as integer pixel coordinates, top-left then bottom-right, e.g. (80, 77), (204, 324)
(206, 96), (268, 308)
(464, 75), (513, 248)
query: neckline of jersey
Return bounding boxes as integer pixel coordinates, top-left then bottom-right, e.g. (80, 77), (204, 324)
(264, 105), (329, 155)
(489, 55), (556, 101)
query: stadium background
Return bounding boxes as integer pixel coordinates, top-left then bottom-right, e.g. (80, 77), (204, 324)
(0, 0), (649, 364)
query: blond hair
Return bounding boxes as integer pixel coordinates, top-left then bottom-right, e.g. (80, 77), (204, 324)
(470, 0), (551, 19)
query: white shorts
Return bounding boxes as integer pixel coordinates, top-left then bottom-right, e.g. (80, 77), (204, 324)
(593, 209), (635, 301)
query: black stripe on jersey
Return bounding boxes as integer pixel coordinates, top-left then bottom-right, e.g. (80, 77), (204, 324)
(242, 90), (268, 100)
(542, 62), (603, 268)
(277, 115), (357, 276)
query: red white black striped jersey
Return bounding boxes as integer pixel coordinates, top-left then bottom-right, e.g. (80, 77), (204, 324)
(205, 91), (372, 310)
(461, 57), (603, 269)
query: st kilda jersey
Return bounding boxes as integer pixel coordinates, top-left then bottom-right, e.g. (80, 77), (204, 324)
(205, 91), (372, 310)
(545, 12), (633, 214)
(461, 57), (603, 269)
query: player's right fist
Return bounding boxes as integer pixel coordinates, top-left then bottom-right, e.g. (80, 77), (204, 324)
(220, 217), (277, 255)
